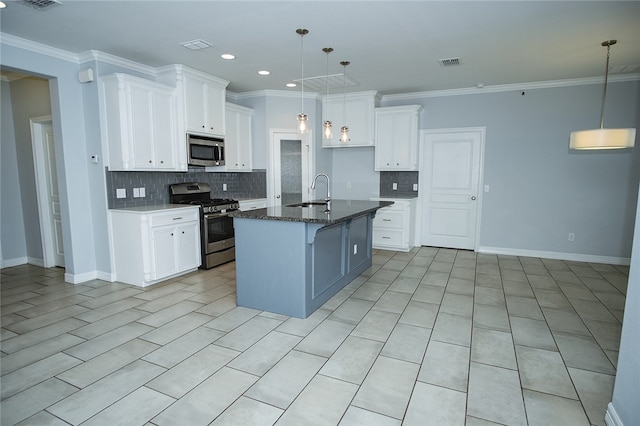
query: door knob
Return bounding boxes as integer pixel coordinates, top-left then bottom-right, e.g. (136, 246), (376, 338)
(276, 195), (281, 199)
(471, 196), (477, 201)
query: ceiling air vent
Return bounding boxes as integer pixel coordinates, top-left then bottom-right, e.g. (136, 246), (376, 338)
(294, 73), (359, 92)
(180, 39), (213, 51)
(19, 0), (61, 10)
(439, 57), (462, 67)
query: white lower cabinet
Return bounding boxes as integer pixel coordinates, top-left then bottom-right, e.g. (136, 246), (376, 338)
(370, 198), (417, 252)
(110, 206), (201, 286)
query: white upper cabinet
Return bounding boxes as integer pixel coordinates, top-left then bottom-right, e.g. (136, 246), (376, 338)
(322, 91), (379, 148)
(157, 65), (229, 137)
(223, 102), (253, 172)
(374, 105), (422, 171)
(103, 73), (184, 171)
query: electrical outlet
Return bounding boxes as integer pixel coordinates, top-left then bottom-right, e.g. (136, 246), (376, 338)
(484, 185), (490, 192)
(392, 182), (398, 191)
(347, 182), (352, 189)
(413, 183), (418, 191)
(116, 188), (126, 199)
(223, 183), (227, 191)
(568, 233), (575, 242)
(353, 244), (358, 255)
(133, 188), (140, 198)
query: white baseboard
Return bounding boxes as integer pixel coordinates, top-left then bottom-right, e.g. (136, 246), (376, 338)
(1, 256), (45, 268)
(478, 246), (631, 266)
(64, 270), (116, 284)
(605, 402), (623, 426)
(1, 256), (28, 268)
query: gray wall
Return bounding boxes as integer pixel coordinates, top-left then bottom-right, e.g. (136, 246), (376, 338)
(610, 183), (640, 425)
(1, 77), (52, 265)
(379, 81), (640, 260)
(1, 42), (99, 279)
(1, 80), (27, 264)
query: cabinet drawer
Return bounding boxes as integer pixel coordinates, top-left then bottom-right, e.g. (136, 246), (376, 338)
(148, 210), (199, 227)
(373, 210), (405, 229)
(372, 228), (405, 247)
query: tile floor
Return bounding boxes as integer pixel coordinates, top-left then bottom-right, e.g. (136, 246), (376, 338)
(0, 247), (627, 425)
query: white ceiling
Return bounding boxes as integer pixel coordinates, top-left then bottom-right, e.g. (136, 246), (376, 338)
(1, 1), (639, 95)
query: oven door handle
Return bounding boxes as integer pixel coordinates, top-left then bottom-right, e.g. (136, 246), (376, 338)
(204, 212), (231, 220)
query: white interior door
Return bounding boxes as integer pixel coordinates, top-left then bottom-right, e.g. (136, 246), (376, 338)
(31, 117), (65, 267)
(268, 130), (313, 206)
(419, 128), (484, 250)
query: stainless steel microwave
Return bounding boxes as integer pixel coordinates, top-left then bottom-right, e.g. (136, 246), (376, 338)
(187, 134), (225, 167)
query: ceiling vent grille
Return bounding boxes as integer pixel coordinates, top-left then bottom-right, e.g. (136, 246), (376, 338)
(19, 0), (61, 10)
(439, 57), (462, 67)
(180, 39), (213, 51)
(294, 73), (359, 92)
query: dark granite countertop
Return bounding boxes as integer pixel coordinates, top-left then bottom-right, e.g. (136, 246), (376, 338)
(229, 199), (394, 224)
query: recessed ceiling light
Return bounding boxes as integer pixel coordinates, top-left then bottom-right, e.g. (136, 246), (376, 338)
(286, 83), (297, 88)
(221, 53), (235, 60)
(258, 70), (270, 76)
(180, 39), (213, 51)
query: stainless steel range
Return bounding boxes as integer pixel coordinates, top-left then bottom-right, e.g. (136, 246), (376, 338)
(169, 183), (239, 269)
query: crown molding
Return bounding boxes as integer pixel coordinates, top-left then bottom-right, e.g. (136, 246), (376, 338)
(232, 89), (321, 101)
(0, 32), (78, 63)
(77, 50), (156, 77)
(383, 73), (640, 102)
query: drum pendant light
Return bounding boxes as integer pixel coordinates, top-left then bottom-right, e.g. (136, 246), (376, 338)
(296, 28), (309, 134)
(340, 61), (350, 143)
(322, 47), (334, 139)
(569, 40), (636, 150)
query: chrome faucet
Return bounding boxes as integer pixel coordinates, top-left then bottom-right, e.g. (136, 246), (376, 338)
(311, 173), (331, 210)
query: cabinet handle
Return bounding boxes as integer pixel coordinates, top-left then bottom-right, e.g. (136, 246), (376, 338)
(182, 231), (185, 234)
(148, 160), (152, 163)
(202, 125), (205, 128)
(160, 160), (164, 164)
(173, 217), (183, 220)
(170, 233), (174, 236)
(383, 219), (391, 222)
(382, 236), (391, 239)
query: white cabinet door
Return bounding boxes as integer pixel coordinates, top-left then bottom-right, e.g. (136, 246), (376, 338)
(176, 222), (201, 271)
(371, 198), (417, 252)
(375, 105), (421, 171)
(128, 83), (155, 168)
(184, 77), (208, 134)
(151, 226), (178, 280)
(184, 74), (226, 136)
(103, 73), (182, 171)
(322, 91), (379, 148)
(224, 103), (253, 172)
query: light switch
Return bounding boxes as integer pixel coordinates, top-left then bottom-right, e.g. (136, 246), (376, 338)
(222, 183), (227, 191)
(392, 183), (398, 190)
(413, 183), (418, 191)
(139, 187), (146, 197)
(116, 188), (126, 199)
(484, 185), (490, 192)
(133, 188), (140, 198)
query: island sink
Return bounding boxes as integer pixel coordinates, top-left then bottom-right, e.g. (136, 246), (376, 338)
(286, 201), (329, 208)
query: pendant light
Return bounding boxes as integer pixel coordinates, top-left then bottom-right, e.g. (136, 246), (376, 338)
(569, 40), (636, 150)
(340, 61), (350, 143)
(296, 28), (309, 134)
(322, 47), (334, 139)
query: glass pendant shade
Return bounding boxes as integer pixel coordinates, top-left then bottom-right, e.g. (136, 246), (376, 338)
(340, 126), (350, 143)
(323, 120), (333, 139)
(297, 113), (309, 134)
(569, 128), (636, 150)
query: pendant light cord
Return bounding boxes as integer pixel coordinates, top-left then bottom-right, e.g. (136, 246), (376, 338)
(599, 42), (612, 129)
(300, 31), (305, 113)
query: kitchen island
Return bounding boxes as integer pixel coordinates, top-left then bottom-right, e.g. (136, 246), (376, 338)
(229, 199), (393, 318)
